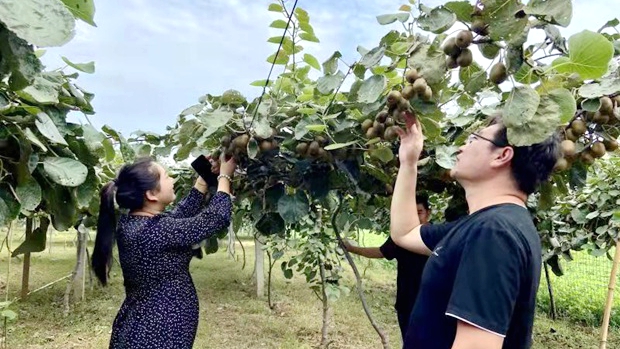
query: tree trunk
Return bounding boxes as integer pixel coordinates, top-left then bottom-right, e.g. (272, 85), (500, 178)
(255, 237), (264, 298)
(64, 225), (88, 314)
(319, 260), (331, 348)
(20, 218), (33, 299)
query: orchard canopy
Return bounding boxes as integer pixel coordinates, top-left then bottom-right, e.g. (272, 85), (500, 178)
(1, 0), (620, 270)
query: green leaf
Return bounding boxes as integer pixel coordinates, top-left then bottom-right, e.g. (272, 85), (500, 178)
(303, 53), (321, 70)
(357, 75), (387, 104)
(0, 0), (75, 47)
(76, 170), (98, 209)
(299, 32), (319, 43)
(369, 146), (394, 163)
(435, 145), (459, 169)
(299, 22), (314, 35)
(547, 88), (576, 124)
(179, 104), (204, 116)
(552, 30), (614, 80)
(61, 56), (95, 73)
(324, 141), (357, 150)
(444, 1), (475, 22)
(376, 13), (410, 25)
(277, 191), (310, 224)
(578, 76), (620, 99)
(479, 42), (502, 59)
(247, 137), (259, 159)
(419, 117), (442, 139)
(255, 212), (286, 236)
(480, 0), (528, 42)
(408, 43), (447, 86)
(514, 64), (541, 84)
(305, 124), (327, 132)
(599, 19), (619, 33)
(102, 139), (115, 162)
(17, 77), (59, 104)
(197, 108), (233, 132)
(0, 31), (42, 90)
(250, 79), (271, 87)
(360, 46), (385, 68)
(270, 19), (288, 29)
(23, 128), (48, 152)
(43, 186), (76, 231)
(581, 98), (601, 112)
(525, 0), (572, 27)
(295, 8), (310, 23)
(43, 157), (88, 187)
(503, 86), (540, 129)
(538, 182), (554, 210)
(418, 6), (457, 34)
(253, 116), (273, 140)
(317, 72), (344, 95)
(16, 176), (41, 211)
(1, 309), (17, 321)
(266, 51), (289, 65)
(0, 188), (20, 226)
(35, 112), (68, 146)
(268, 3), (283, 12)
(12, 222), (48, 256)
(322, 51), (342, 75)
(507, 92), (562, 146)
(60, 0), (96, 26)
(459, 63), (487, 95)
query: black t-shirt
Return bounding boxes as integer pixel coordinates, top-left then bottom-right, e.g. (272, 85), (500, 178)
(404, 204), (541, 349)
(379, 222), (458, 317)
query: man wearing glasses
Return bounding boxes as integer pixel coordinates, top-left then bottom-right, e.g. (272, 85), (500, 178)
(390, 112), (559, 349)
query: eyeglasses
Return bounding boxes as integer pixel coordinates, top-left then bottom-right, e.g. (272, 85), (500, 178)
(466, 133), (509, 148)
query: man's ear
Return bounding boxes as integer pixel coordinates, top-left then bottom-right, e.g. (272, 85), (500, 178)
(145, 189), (159, 202)
(492, 146), (514, 168)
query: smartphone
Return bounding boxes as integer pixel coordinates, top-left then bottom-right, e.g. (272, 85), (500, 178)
(191, 155), (218, 187)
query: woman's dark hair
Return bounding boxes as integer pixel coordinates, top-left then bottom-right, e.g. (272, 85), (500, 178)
(92, 157), (161, 285)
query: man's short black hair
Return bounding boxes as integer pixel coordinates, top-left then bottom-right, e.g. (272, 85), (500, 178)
(416, 193), (430, 210)
(489, 115), (560, 195)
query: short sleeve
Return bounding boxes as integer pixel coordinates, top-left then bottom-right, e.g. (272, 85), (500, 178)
(379, 237), (398, 260)
(420, 221), (456, 251)
(445, 228), (522, 337)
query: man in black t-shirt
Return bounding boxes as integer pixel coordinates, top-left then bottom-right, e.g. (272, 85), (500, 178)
(342, 195), (434, 339)
(389, 111), (560, 349)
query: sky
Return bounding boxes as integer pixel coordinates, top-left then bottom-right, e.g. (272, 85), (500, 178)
(40, 0), (610, 138)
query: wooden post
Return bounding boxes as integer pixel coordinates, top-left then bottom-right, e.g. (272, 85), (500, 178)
(600, 240), (620, 349)
(20, 218), (33, 299)
(255, 237), (264, 298)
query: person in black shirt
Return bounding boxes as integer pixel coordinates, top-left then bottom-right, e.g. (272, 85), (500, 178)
(341, 194), (433, 339)
(389, 111), (559, 349)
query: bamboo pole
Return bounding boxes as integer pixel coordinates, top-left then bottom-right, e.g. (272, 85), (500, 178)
(600, 240), (620, 349)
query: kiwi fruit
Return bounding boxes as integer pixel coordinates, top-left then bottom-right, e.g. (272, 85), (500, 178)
(361, 119), (373, 132)
(405, 69), (420, 84)
(561, 140), (576, 157)
(456, 48), (473, 67)
(385, 117), (395, 127)
(570, 120), (587, 135)
(315, 135), (328, 146)
(308, 141), (320, 156)
(387, 90), (402, 106)
(456, 30), (473, 48)
(489, 63), (507, 84)
(446, 56), (458, 69)
(591, 142), (606, 158)
(442, 37), (461, 57)
(366, 127), (378, 139)
(471, 19), (488, 36)
(580, 151), (595, 165)
(553, 157), (569, 171)
(397, 98), (410, 112)
(565, 128), (578, 141)
(412, 78), (428, 95)
(422, 86), (433, 101)
(402, 85), (416, 100)
(259, 140), (273, 152)
(385, 183), (394, 195)
(233, 134), (250, 148)
(373, 122), (385, 136)
(593, 112), (610, 124)
(383, 126), (398, 141)
(375, 111), (389, 123)
(604, 139), (618, 151)
(600, 96), (614, 115)
(296, 142), (309, 156)
(220, 135), (231, 147)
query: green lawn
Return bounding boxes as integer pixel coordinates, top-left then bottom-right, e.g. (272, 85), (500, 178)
(0, 230), (618, 348)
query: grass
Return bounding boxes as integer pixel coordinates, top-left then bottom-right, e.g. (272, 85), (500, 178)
(537, 248), (620, 327)
(0, 230), (619, 348)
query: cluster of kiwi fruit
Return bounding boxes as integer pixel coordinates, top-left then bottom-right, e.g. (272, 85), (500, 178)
(215, 129), (279, 160)
(442, 30), (474, 69)
(294, 135), (332, 161)
(554, 95), (620, 171)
